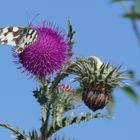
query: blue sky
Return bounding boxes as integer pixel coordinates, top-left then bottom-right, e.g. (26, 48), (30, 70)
(0, 0), (140, 140)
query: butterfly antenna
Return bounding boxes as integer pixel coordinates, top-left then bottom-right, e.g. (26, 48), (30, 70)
(29, 13), (40, 27)
(25, 11), (30, 26)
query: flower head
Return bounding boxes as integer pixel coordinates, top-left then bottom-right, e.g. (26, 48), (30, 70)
(69, 56), (126, 111)
(14, 23), (68, 77)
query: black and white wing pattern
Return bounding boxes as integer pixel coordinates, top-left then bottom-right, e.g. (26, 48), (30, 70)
(0, 27), (38, 54)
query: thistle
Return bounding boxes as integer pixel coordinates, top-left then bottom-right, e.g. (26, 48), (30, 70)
(69, 56), (126, 111)
(13, 23), (68, 78)
(0, 21), (128, 140)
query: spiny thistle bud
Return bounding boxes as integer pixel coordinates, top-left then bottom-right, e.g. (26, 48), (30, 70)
(70, 56), (126, 111)
(52, 84), (78, 127)
(55, 84), (77, 112)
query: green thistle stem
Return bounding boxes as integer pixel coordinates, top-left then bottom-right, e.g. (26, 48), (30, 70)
(49, 69), (71, 93)
(40, 92), (52, 140)
(41, 106), (50, 140)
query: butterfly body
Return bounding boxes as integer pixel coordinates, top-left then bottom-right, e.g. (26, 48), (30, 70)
(0, 26), (38, 53)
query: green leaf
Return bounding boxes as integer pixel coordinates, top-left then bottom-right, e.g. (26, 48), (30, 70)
(135, 81), (140, 86)
(111, 0), (133, 3)
(111, 0), (127, 3)
(0, 123), (30, 140)
(127, 70), (135, 79)
(67, 112), (74, 125)
(122, 86), (139, 103)
(41, 105), (47, 122)
(29, 130), (39, 140)
(106, 95), (115, 114)
(76, 113), (84, 123)
(47, 112), (112, 137)
(123, 12), (140, 20)
(76, 88), (82, 94)
(75, 88), (83, 100)
(137, 0), (140, 13)
(67, 20), (76, 45)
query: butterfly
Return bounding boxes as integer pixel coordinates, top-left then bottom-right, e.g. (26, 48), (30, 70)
(0, 26), (38, 54)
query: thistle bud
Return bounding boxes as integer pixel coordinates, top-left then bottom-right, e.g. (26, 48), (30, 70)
(70, 57), (126, 111)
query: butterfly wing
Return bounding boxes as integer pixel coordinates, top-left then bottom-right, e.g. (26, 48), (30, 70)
(0, 27), (38, 53)
(0, 27), (24, 46)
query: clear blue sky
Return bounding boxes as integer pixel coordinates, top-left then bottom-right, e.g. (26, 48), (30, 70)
(0, 0), (140, 140)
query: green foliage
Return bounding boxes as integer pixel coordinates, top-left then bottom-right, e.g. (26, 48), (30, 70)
(29, 130), (39, 140)
(106, 95), (115, 114)
(122, 86), (139, 102)
(47, 112), (112, 137)
(123, 12), (140, 19)
(111, 0), (131, 2)
(0, 123), (29, 140)
(67, 20), (76, 47)
(123, 71), (139, 103)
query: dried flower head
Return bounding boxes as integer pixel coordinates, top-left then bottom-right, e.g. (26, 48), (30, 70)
(14, 23), (68, 77)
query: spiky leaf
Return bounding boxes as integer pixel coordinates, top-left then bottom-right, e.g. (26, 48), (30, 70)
(47, 112), (112, 137)
(122, 86), (139, 103)
(106, 95), (115, 114)
(0, 123), (29, 140)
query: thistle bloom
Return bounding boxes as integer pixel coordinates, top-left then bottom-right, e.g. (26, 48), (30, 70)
(14, 23), (68, 77)
(58, 83), (76, 93)
(69, 57), (126, 111)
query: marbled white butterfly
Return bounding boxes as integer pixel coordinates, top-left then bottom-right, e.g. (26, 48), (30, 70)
(0, 26), (38, 54)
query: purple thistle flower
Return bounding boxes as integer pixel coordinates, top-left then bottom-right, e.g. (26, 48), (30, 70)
(14, 23), (68, 77)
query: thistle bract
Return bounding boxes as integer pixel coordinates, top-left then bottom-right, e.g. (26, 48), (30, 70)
(70, 57), (126, 111)
(14, 23), (68, 77)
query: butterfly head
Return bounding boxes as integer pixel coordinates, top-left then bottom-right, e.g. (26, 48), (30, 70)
(16, 47), (24, 54)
